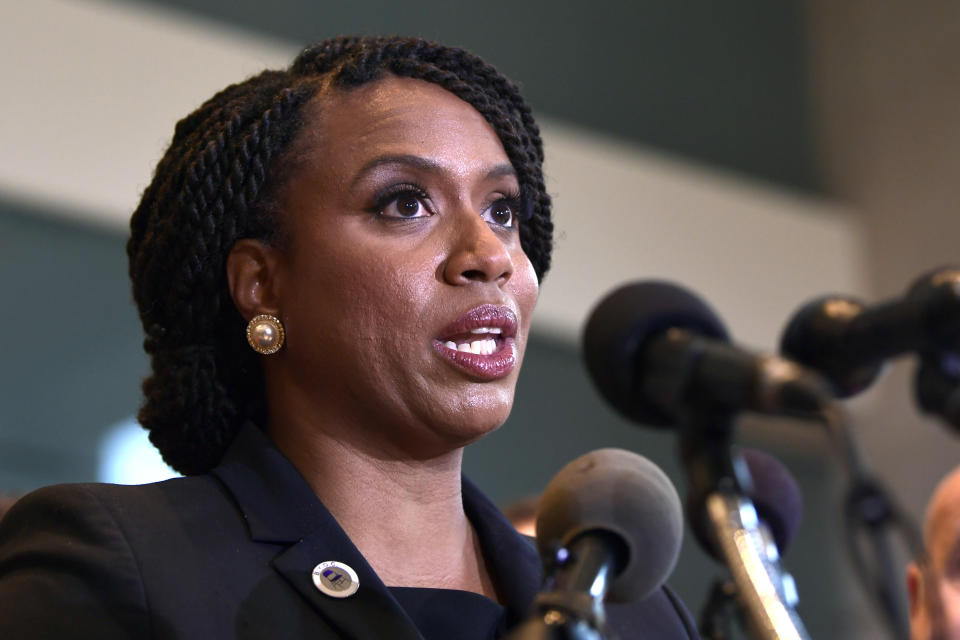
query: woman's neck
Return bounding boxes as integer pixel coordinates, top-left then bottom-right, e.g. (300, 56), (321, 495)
(267, 418), (499, 599)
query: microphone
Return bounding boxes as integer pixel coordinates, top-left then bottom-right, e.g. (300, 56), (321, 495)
(582, 281), (833, 428)
(506, 449), (683, 639)
(739, 449), (803, 553)
(780, 266), (960, 397)
(695, 449), (806, 640)
(582, 282), (817, 639)
(687, 448), (803, 561)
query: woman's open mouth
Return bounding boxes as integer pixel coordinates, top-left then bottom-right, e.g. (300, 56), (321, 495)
(433, 305), (518, 380)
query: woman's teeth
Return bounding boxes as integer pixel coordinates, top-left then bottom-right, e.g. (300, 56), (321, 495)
(444, 338), (498, 355)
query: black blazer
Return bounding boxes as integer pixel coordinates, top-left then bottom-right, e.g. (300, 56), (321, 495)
(0, 425), (699, 639)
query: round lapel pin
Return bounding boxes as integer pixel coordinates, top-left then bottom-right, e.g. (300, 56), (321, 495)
(312, 561), (359, 598)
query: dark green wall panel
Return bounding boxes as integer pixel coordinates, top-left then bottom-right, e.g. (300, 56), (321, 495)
(0, 201), (148, 488)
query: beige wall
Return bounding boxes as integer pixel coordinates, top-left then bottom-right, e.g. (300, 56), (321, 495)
(805, 6), (960, 634)
(807, 0), (960, 522)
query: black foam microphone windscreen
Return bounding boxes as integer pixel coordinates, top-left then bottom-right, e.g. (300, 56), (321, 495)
(582, 281), (729, 426)
(583, 281), (830, 425)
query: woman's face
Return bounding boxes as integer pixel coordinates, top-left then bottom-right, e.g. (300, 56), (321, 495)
(264, 76), (539, 458)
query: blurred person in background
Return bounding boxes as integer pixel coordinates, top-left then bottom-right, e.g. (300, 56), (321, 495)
(502, 495), (539, 538)
(908, 465), (960, 640)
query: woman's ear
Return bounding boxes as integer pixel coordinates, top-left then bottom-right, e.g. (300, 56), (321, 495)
(226, 239), (283, 321)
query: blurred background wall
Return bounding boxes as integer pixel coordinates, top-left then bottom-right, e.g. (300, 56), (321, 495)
(1, 1), (957, 638)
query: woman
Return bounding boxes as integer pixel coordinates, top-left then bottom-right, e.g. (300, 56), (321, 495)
(0, 36), (697, 638)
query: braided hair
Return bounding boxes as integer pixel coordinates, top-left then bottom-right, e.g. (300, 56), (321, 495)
(127, 36), (553, 475)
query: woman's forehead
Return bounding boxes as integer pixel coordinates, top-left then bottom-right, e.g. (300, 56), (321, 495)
(294, 76), (511, 178)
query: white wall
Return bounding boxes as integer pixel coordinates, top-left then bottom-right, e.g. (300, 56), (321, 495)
(0, 0), (296, 227)
(539, 123), (868, 349)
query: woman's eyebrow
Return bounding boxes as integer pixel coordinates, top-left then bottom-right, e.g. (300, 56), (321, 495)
(351, 154), (516, 188)
(484, 163), (518, 180)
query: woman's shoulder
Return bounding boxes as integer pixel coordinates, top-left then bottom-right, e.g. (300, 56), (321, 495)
(0, 476), (249, 638)
(0, 477), (223, 571)
(0, 482), (173, 638)
(2, 476), (220, 528)
(4, 474), (250, 558)
(0, 475), (248, 587)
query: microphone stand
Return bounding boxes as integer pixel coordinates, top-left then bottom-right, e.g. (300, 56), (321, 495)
(504, 534), (622, 640)
(687, 400), (920, 640)
(820, 403), (920, 640)
(700, 485), (809, 640)
(698, 577), (738, 640)
(681, 410), (811, 640)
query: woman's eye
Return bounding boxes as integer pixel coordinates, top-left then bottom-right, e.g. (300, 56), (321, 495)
(483, 198), (517, 228)
(377, 188), (431, 219)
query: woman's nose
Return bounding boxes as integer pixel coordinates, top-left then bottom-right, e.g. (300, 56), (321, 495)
(442, 212), (514, 287)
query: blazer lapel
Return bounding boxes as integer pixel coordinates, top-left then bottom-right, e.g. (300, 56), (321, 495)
(462, 477), (543, 628)
(212, 424), (423, 640)
(271, 532), (422, 640)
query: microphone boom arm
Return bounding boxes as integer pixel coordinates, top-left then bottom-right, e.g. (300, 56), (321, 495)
(704, 489), (811, 640)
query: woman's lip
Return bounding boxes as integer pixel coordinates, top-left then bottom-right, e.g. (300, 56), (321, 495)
(436, 304), (518, 341)
(433, 304), (520, 380)
(433, 337), (517, 381)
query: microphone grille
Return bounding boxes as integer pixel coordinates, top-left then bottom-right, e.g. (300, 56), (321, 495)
(535, 448), (683, 602)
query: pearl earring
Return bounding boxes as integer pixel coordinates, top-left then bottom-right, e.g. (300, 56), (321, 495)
(246, 314), (285, 355)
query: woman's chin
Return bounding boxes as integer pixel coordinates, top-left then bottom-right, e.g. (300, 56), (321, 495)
(455, 414), (508, 447)
(448, 388), (515, 437)
(399, 400), (513, 459)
